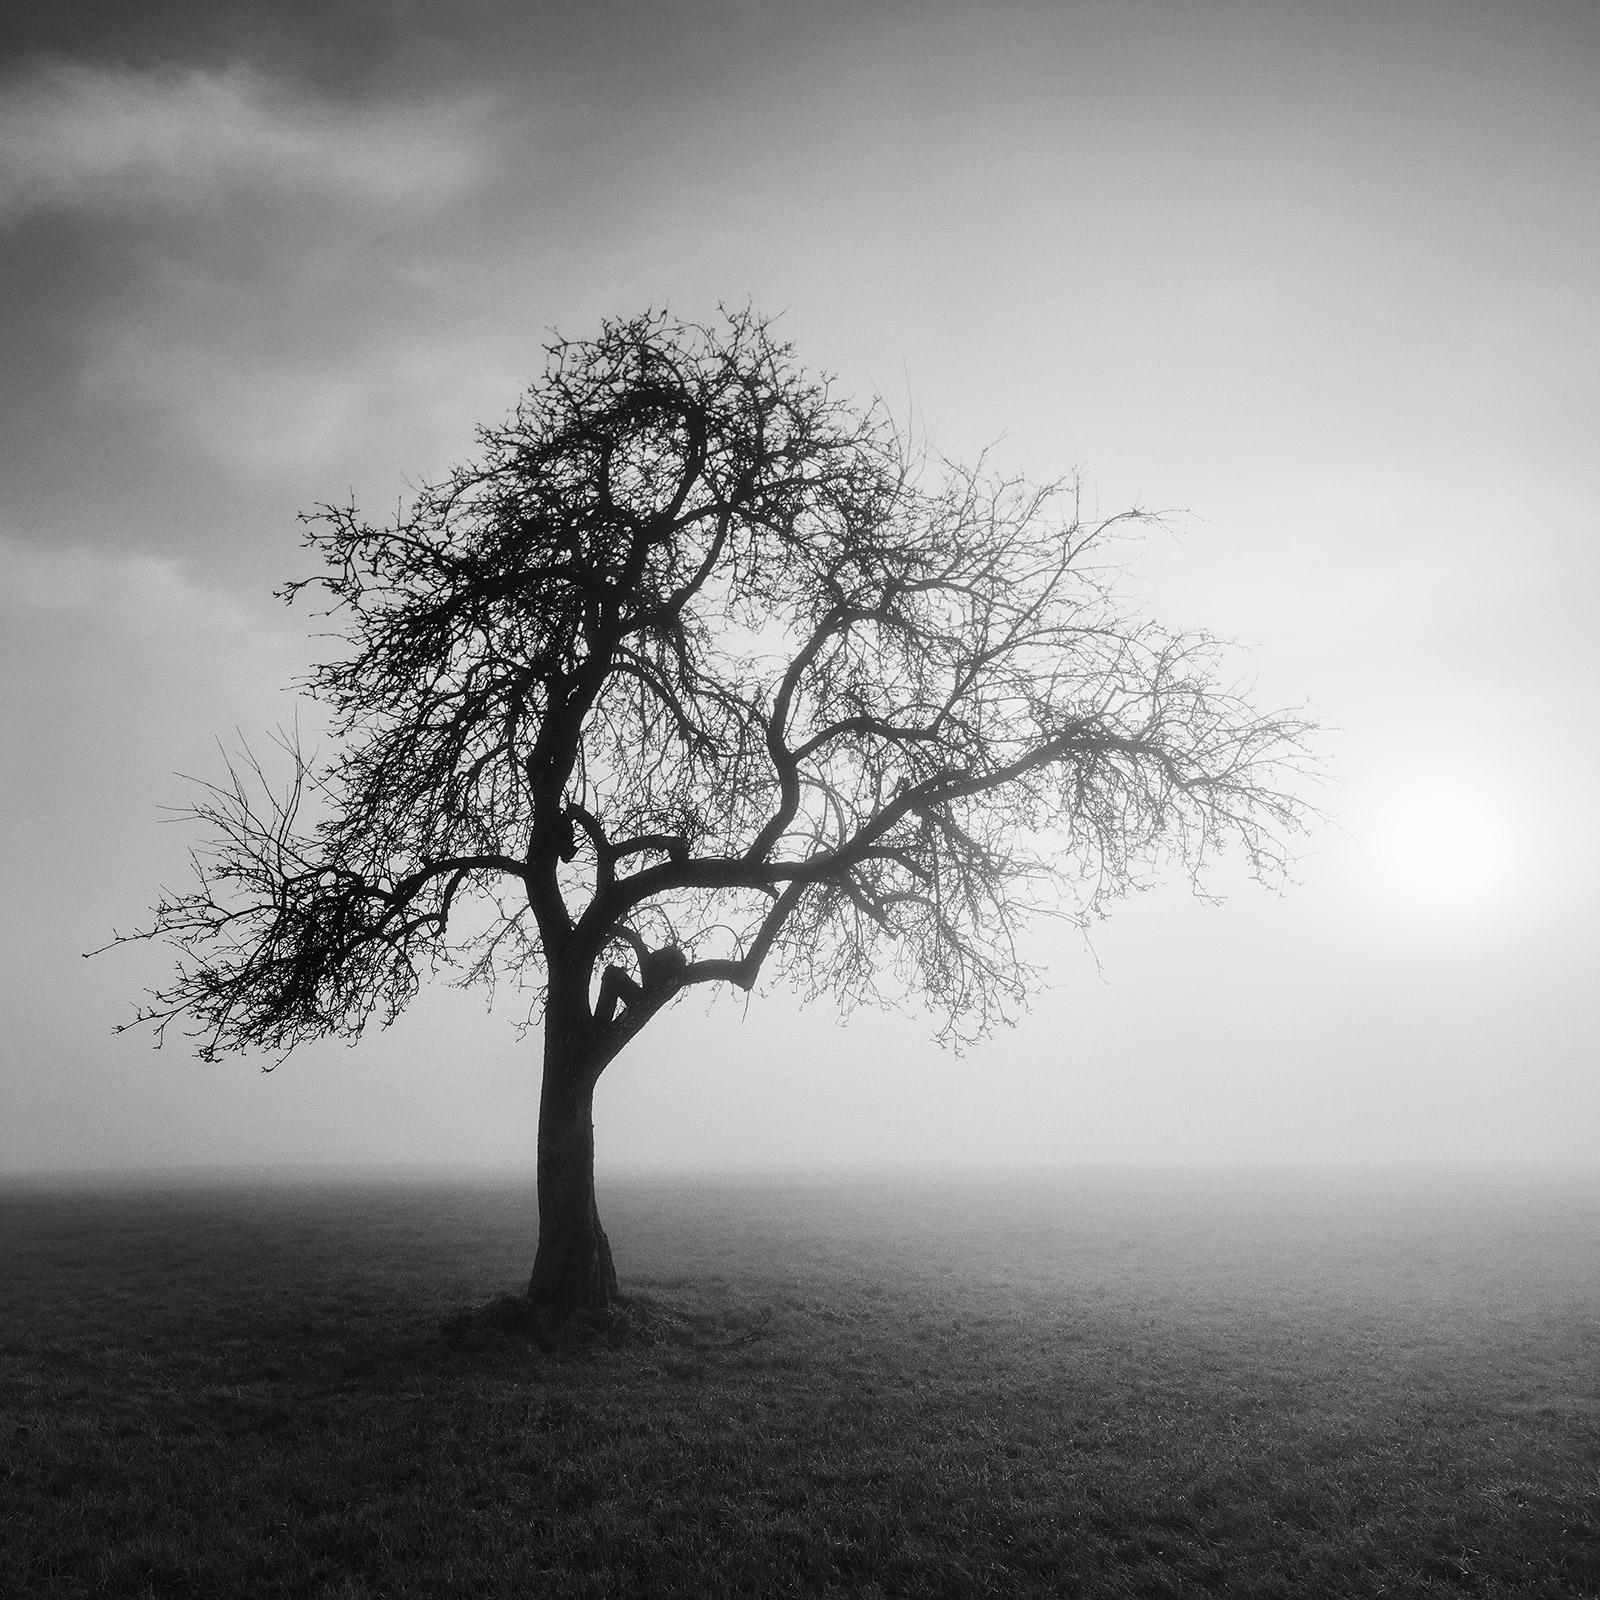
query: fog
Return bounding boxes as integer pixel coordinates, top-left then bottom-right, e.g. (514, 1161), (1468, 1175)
(2, 0), (1597, 1179)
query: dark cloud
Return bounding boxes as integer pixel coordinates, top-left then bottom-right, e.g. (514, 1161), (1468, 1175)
(0, 0), (889, 577)
(0, 49), (501, 581)
(0, 0), (503, 90)
(0, 0), (866, 100)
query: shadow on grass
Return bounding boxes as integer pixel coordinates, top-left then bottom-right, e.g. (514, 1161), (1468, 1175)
(436, 1288), (775, 1358)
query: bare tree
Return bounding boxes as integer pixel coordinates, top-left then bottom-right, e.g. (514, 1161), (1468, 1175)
(117, 310), (1315, 1315)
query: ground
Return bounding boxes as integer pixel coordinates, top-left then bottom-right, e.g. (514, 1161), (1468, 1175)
(3, 1167), (1597, 1597)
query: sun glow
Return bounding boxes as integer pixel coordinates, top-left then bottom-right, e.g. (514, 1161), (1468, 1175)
(1360, 769), (1529, 921)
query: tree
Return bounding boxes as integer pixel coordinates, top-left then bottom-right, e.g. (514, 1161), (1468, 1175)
(119, 309), (1314, 1316)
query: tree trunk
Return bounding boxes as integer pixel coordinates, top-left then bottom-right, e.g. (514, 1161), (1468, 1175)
(527, 1042), (618, 1316)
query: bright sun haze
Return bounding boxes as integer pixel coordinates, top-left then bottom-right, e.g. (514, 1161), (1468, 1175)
(1361, 768), (1532, 922)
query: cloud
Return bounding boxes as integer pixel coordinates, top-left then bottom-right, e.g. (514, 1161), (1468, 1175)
(80, 327), (369, 474)
(0, 58), (484, 219)
(0, 535), (318, 839)
(0, 531), (285, 654)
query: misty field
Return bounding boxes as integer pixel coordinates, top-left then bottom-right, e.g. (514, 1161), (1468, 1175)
(3, 1169), (1597, 1598)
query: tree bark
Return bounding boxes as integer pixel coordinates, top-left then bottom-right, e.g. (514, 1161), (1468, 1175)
(526, 1036), (619, 1316)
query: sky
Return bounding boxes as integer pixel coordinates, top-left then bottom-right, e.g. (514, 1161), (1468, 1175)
(2, 0), (1597, 1178)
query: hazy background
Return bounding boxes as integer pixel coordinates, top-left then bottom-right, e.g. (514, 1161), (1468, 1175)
(3, 0), (1596, 1179)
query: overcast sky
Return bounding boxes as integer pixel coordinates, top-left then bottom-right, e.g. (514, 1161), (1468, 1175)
(3, 0), (1597, 1177)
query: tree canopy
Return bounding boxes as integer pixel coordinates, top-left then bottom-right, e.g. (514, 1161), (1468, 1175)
(122, 308), (1315, 1311)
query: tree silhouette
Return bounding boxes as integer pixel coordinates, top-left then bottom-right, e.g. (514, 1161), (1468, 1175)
(121, 310), (1314, 1315)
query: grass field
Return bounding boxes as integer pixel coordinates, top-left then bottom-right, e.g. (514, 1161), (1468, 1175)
(3, 1166), (1597, 1597)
